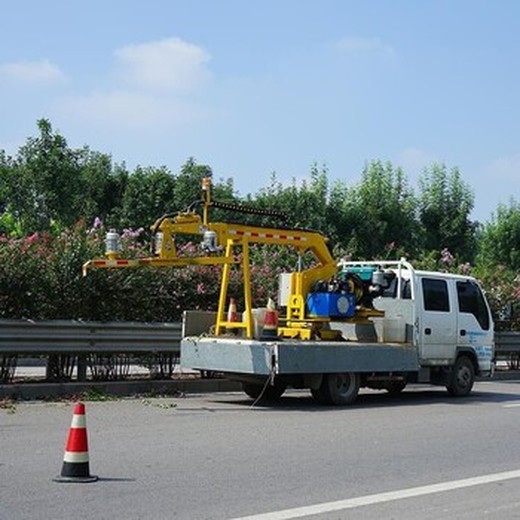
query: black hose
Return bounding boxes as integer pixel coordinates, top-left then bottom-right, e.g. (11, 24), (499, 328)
(209, 200), (289, 223)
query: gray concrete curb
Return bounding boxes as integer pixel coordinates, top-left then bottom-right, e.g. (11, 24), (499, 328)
(0, 378), (242, 400)
(2, 371), (518, 401)
(488, 370), (520, 381)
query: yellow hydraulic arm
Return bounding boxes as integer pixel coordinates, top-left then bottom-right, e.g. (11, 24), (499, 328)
(83, 178), (337, 339)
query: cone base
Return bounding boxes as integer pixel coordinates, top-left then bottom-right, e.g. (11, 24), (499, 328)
(261, 330), (279, 340)
(53, 474), (98, 483)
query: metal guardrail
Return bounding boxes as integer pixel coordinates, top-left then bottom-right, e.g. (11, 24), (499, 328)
(495, 331), (520, 355)
(0, 320), (518, 387)
(0, 319), (182, 355)
(0, 319), (518, 356)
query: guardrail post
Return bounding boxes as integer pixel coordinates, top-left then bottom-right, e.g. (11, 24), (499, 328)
(45, 355), (54, 380)
(77, 355), (87, 382)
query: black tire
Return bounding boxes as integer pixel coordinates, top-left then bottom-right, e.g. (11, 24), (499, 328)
(446, 356), (475, 397)
(384, 381), (407, 395)
(242, 382), (286, 401)
(311, 386), (332, 405)
(312, 373), (360, 406)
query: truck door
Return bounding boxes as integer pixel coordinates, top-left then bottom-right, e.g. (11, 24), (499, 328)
(456, 279), (494, 371)
(418, 276), (457, 362)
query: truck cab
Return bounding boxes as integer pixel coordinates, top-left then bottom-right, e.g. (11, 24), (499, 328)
(362, 262), (494, 374)
(415, 271), (493, 373)
(342, 260), (494, 397)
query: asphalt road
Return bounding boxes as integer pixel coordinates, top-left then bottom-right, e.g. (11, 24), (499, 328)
(1, 380), (520, 520)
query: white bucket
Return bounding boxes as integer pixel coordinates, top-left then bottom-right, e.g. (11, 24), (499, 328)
(242, 308), (267, 339)
(371, 316), (406, 343)
(383, 317), (406, 343)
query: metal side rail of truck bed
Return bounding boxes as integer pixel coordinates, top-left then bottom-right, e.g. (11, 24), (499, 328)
(180, 337), (419, 376)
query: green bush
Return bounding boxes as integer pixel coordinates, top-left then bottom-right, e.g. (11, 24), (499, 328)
(0, 222), (518, 329)
(0, 223), (295, 321)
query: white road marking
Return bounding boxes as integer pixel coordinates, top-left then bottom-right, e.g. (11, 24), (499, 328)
(503, 403), (520, 408)
(231, 469), (520, 520)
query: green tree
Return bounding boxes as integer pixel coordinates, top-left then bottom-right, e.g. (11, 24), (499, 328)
(115, 158), (236, 230)
(173, 157), (214, 211)
(118, 166), (176, 229)
(11, 119), (83, 232)
(170, 157), (236, 222)
(75, 148), (129, 228)
(418, 164), (476, 261)
(337, 160), (418, 259)
(252, 164), (331, 232)
(477, 199), (520, 271)
(0, 151), (18, 234)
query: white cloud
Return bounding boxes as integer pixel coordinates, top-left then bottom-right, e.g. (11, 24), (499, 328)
(486, 153), (520, 182)
(0, 59), (67, 85)
(114, 37), (211, 92)
(336, 37), (396, 57)
(54, 37), (215, 133)
(57, 90), (210, 129)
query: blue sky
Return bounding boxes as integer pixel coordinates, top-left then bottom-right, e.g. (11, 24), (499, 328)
(1, 0), (519, 222)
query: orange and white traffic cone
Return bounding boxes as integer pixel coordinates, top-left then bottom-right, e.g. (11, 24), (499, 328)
(227, 298), (238, 323)
(54, 402), (98, 483)
(261, 298), (279, 340)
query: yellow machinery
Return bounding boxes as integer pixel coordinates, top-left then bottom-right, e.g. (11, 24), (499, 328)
(83, 178), (339, 339)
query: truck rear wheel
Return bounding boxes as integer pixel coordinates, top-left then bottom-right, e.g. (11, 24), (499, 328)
(446, 355), (475, 397)
(312, 373), (360, 406)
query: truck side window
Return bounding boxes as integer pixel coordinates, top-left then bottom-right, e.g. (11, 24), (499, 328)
(401, 279), (411, 299)
(422, 278), (449, 312)
(382, 278), (411, 299)
(456, 281), (490, 330)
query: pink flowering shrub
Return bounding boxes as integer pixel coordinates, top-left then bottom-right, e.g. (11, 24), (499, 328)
(472, 265), (520, 330)
(0, 221), (298, 321)
(415, 248), (519, 330)
(0, 226), (518, 329)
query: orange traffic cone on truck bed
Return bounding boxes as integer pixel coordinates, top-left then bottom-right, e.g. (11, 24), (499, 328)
(227, 298), (238, 323)
(54, 402), (98, 483)
(261, 298), (279, 340)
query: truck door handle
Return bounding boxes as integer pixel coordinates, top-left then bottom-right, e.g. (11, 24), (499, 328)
(425, 328), (431, 335)
(460, 329), (466, 336)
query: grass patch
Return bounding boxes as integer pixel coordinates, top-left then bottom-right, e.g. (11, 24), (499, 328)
(0, 397), (17, 414)
(78, 388), (119, 402)
(141, 398), (177, 409)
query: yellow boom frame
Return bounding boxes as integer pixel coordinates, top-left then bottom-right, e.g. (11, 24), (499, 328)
(83, 178), (337, 339)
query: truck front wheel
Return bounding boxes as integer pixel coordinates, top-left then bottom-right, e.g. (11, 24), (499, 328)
(312, 373), (360, 406)
(446, 356), (475, 397)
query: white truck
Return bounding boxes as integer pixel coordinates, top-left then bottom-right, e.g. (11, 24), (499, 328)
(83, 179), (494, 406)
(181, 259), (494, 405)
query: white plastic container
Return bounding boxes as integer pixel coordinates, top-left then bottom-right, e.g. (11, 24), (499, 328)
(383, 317), (406, 343)
(242, 308), (267, 339)
(371, 316), (406, 343)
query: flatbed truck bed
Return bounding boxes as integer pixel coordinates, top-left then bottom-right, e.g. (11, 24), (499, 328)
(181, 337), (419, 376)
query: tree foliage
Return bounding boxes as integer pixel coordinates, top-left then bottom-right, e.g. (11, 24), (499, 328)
(0, 120), (519, 327)
(478, 199), (520, 271)
(339, 160), (419, 259)
(3, 119), (82, 232)
(251, 164), (330, 232)
(418, 164), (476, 260)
